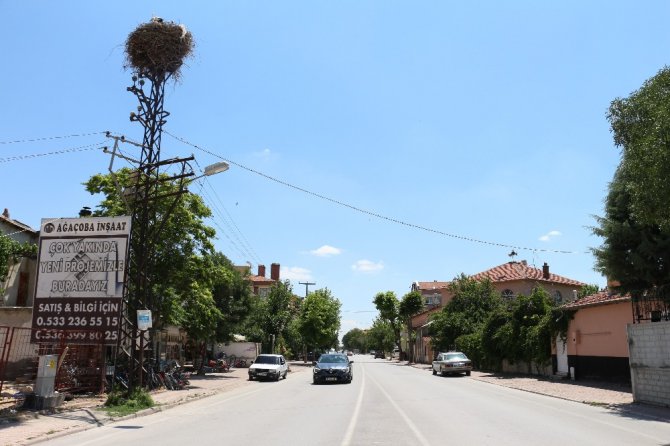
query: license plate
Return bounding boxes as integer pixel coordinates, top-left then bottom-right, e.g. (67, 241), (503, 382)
(326, 377), (337, 381)
(258, 372), (267, 376)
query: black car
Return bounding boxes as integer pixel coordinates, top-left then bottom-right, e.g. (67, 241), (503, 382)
(312, 353), (353, 384)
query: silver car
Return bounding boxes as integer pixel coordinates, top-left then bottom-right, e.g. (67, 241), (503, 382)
(432, 351), (472, 376)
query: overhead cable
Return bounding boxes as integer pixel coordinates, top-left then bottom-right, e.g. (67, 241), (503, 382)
(165, 130), (584, 255)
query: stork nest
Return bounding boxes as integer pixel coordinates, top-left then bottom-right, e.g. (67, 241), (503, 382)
(125, 18), (194, 79)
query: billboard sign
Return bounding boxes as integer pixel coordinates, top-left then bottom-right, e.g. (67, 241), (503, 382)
(31, 216), (131, 345)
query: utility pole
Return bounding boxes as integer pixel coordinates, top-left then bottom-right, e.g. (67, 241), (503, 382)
(299, 281), (316, 298)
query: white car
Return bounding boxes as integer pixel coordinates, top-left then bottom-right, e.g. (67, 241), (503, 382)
(248, 354), (289, 381)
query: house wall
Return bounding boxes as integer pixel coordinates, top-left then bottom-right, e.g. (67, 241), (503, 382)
(0, 307), (33, 328)
(627, 321), (670, 407)
(2, 258), (37, 307)
(566, 301), (631, 357)
(564, 301), (632, 382)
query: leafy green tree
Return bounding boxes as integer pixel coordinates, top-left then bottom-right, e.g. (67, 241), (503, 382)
(577, 284), (600, 299)
(367, 318), (395, 355)
(0, 235), (36, 293)
(84, 168), (216, 326)
(607, 67), (670, 228)
(253, 280), (294, 353)
(373, 291), (403, 358)
(208, 252), (253, 343)
(298, 288), (341, 353)
(399, 291), (424, 362)
(430, 275), (503, 354)
(481, 286), (567, 371)
(342, 328), (368, 353)
(592, 166), (670, 295)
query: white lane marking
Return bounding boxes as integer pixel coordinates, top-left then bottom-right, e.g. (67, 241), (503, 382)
(341, 365), (366, 446)
(367, 371), (431, 446)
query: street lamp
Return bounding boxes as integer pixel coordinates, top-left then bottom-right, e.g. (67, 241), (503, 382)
(203, 161), (229, 177)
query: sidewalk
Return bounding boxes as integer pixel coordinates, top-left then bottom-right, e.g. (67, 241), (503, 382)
(2, 361), (669, 445)
(0, 364), (310, 446)
(410, 361), (670, 422)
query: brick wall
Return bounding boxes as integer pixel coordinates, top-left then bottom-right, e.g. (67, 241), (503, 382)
(627, 321), (670, 406)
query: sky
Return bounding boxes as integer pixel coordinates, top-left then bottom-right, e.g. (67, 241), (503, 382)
(3, 1), (670, 336)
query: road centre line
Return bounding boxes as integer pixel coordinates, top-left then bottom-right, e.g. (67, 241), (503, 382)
(366, 367), (431, 446)
(341, 364), (366, 446)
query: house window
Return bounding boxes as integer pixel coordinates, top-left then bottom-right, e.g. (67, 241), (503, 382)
(553, 290), (562, 304)
(259, 287), (270, 298)
(502, 289), (514, 300)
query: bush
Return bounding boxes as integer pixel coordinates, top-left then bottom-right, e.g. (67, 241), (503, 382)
(104, 388), (154, 416)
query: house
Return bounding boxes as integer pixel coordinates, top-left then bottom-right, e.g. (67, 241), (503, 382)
(0, 208), (39, 328)
(411, 260), (586, 364)
(236, 263), (281, 297)
(557, 289), (631, 382)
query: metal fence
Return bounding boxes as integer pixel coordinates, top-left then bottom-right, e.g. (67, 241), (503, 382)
(0, 326), (107, 399)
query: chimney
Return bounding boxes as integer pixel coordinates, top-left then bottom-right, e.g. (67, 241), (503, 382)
(2, 208), (9, 219)
(258, 264), (266, 277)
(542, 262), (550, 279)
(270, 263), (280, 281)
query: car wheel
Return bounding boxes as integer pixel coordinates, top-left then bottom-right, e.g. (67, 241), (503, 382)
(441, 371), (446, 377)
(466, 371), (471, 376)
(283, 370), (288, 379)
(432, 368), (437, 376)
(248, 376), (254, 381)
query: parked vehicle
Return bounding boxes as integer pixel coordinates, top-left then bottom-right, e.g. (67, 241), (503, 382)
(432, 351), (472, 376)
(374, 351), (385, 359)
(248, 354), (288, 381)
(312, 353), (354, 384)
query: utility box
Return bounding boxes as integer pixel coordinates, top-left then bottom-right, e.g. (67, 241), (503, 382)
(35, 354), (59, 397)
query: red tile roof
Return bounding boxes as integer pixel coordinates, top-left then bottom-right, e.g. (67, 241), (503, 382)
(248, 274), (276, 285)
(563, 290), (630, 309)
(414, 281), (450, 291)
(471, 261), (585, 286)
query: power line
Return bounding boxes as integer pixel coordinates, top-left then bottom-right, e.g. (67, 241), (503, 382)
(0, 131), (107, 145)
(164, 130), (586, 255)
(0, 142), (106, 163)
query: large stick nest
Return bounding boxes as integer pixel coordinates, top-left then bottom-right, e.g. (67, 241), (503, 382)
(125, 18), (194, 79)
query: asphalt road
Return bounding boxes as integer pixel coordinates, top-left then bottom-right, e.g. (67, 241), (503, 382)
(41, 355), (670, 446)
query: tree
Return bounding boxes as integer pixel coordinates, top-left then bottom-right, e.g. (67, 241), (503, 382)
(84, 168), (216, 326)
(577, 284), (600, 299)
(0, 235), (36, 294)
(367, 318), (395, 355)
(607, 67), (670, 228)
(208, 252), (253, 342)
(373, 291), (403, 359)
(342, 328), (368, 353)
(398, 291), (424, 362)
(481, 286), (567, 372)
(254, 280), (294, 353)
(430, 275), (503, 354)
(298, 288), (341, 353)
(592, 166), (670, 295)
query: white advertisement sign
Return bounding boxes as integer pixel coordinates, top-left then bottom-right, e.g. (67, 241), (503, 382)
(31, 216), (131, 345)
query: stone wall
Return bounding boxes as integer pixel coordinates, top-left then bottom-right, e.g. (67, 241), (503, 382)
(627, 321), (670, 407)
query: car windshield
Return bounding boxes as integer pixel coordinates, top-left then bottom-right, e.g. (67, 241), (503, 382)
(318, 354), (347, 364)
(445, 353), (468, 361)
(254, 355), (279, 365)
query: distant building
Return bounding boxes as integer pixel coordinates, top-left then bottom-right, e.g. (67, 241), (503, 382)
(411, 260), (586, 364)
(238, 263), (281, 297)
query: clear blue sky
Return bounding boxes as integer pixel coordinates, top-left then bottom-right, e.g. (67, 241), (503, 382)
(3, 2), (669, 335)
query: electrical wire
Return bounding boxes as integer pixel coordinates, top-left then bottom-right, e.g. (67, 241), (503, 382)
(0, 142), (106, 163)
(165, 130), (585, 255)
(0, 131), (107, 145)
(191, 159), (263, 265)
